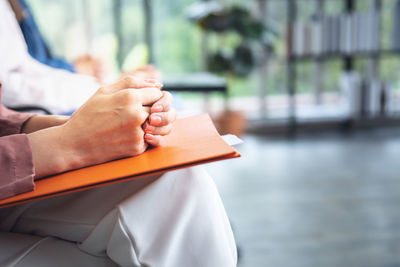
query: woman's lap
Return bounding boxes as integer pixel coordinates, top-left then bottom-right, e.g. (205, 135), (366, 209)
(0, 167), (237, 267)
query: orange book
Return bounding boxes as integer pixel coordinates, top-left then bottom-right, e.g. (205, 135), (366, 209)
(0, 114), (240, 208)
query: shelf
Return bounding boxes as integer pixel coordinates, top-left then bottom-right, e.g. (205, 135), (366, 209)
(163, 73), (227, 94)
(247, 115), (400, 136)
(288, 49), (400, 61)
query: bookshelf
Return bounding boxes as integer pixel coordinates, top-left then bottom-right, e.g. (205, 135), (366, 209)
(114, 0), (400, 134)
(283, 0), (400, 134)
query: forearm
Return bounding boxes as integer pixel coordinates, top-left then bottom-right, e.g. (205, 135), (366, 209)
(22, 115), (69, 134)
(27, 125), (79, 179)
(24, 77), (165, 179)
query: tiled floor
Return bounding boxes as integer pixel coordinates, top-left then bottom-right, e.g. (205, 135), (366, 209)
(205, 127), (400, 267)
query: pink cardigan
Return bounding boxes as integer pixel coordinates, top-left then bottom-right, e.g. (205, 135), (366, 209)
(0, 85), (35, 201)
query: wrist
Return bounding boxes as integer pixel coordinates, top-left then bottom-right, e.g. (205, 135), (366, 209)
(27, 124), (81, 179)
(22, 115), (70, 134)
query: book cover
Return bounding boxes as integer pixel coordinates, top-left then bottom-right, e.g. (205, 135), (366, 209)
(0, 114), (240, 208)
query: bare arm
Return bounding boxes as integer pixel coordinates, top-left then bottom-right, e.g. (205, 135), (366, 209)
(26, 77), (166, 179)
(22, 115), (69, 134)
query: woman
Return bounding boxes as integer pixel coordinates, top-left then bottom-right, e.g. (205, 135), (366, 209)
(0, 76), (237, 266)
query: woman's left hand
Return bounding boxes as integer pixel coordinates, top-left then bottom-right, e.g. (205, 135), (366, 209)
(143, 91), (176, 146)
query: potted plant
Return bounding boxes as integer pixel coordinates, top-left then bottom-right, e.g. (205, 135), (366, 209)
(186, 1), (277, 135)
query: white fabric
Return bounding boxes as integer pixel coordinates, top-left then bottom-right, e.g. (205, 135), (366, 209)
(0, 167), (237, 267)
(0, 0), (99, 114)
(0, 232), (118, 266)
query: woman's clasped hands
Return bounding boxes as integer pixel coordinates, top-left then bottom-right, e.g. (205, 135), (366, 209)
(65, 75), (176, 162)
(27, 76), (176, 178)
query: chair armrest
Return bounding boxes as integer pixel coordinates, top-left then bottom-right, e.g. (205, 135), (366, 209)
(7, 105), (52, 115)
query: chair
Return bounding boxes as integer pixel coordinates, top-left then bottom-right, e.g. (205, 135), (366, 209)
(7, 105), (52, 115)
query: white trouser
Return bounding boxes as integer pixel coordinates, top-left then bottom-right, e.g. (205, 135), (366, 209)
(0, 167), (237, 267)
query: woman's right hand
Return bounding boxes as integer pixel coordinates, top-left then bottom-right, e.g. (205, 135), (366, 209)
(28, 76), (163, 178)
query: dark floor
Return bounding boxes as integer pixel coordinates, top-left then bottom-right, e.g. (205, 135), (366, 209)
(205, 127), (400, 267)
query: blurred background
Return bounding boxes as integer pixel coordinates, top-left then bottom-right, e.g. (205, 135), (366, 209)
(27, 0), (400, 266)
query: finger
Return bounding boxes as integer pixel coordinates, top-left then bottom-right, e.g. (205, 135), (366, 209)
(130, 139), (149, 156)
(135, 88), (163, 106)
(113, 89), (162, 107)
(142, 106), (151, 114)
(143, 123), (173, 136)
(139, 107), (151, 126)
(103, 76), (162, 93)
(151, 91), (173, 113)
(137, 64), (156, 72)
(144, 133), (163, 147)
(144, 78), (162, 86)
(149, 109), (177, 127)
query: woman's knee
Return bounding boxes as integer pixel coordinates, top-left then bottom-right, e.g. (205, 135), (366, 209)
(165, 166), (219, 202)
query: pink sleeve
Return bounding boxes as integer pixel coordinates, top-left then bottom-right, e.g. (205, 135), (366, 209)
(0, 85), (36, 200)
(0, 134), (35, 201)
(0, 104), (35, 137)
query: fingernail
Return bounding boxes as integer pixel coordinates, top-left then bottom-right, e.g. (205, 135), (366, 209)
(144, 134), (154, 141)
(152, 105), (163, 112)
(151, 115), (161, 125)
(144, 79), (162, 88)
(145, 125), (155, 133)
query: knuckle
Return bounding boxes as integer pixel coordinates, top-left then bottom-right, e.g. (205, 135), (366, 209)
(122, 75), (134, 85)
(152, 135), (162, 146)
(158, 91), (172, 110)
(131, 141), (147, 155)
(126, 91), (140, 104)
(98, 86), (107, 94)
(119, 105), (140, 125)
(161, 113), (169, 124)
(161, 124), (173, 136)
(122, 106), (135, 120)
(119, 90), (139, 106)
(126, 106), (148, 122)
(164, 91), (173, 101)
(122, 75), (138, 87)
(159, 101), (167, 111)
(134, 128), (145, 139)
(137, 109), (149, 124)
(155, 125), (172, 136)
(128, 132), (146, 155)
(130, 145), (142, 156)
(165, 124), (173, 134)
(150, 138), (160, 146)
(148, 87), (160, 96)
(156, 125), (172, 136)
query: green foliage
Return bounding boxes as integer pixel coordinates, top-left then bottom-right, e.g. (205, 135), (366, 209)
(188, 2), (276, 78)
(154, 17), (202, 74)
(26, 0), (400, 99)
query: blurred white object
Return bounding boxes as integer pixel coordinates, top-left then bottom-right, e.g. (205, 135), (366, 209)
(0, 1), (99, 114)
(222, 134), (244, 146)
